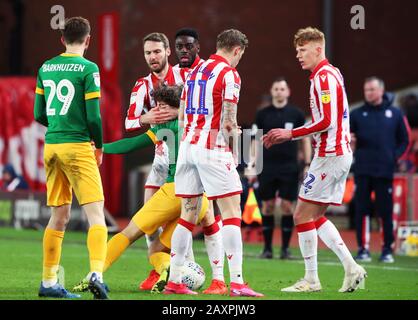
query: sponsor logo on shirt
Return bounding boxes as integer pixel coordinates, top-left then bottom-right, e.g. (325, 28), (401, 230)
(93, 72), (100, 87)
(321, 90), (331, 104)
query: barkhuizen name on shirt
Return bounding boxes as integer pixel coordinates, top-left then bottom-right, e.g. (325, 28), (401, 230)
(42, 64), (85, 72)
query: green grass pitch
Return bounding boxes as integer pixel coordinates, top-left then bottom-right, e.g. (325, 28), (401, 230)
(0, 227), (417, 300)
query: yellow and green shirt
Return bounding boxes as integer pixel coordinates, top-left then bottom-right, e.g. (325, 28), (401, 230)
(34, 53), (102, 146)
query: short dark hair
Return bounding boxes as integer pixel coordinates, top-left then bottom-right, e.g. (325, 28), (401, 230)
(143, 32), (170, 49)
(175, 28), (199, 41)
(216, 29), (249, 51)
(365, 76), (385, 90)
(273, 76), (288, 85)
(61, 17), (91, 44)
(153, 85), (183, 108)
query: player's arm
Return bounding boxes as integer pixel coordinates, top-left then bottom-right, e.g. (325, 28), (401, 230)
(86, 99), (103, 149)
(33, 73), (48, 127)
(177, 91), (186, 138)
(125, 81), (175, 130)
(298, 111), (312, 167)
(222, 101), (240, 160)
(222, 70), (241, 160)
(84, 65), (104, 165)
(263, 72), (336, 148)
(104, 131), (155, 154)
(291, 72), (336, 139)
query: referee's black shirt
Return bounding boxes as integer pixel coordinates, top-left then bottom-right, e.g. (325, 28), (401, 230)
(256, 104), (306, 175)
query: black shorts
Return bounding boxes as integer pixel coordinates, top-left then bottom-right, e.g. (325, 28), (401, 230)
(258, 172), (299, 201)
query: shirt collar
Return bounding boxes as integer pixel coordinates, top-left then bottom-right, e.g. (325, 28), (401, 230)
(191, 55), (202, 69)
(150, 64), (173, 87)
(209, 54), (230, 66)
(309, 59), (329, 80)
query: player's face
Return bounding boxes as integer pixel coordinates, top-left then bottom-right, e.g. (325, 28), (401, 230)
(2, 172), (12, 183)
(271, 81), (290, 102)
(231, 47), (245, 68)
(296, 42), (321, 71)
(364, 80), (384, 105)
(144, 41), (170, 73)
(175, 36), (200, 68)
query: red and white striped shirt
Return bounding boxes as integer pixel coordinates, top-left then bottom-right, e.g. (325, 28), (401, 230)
(181, 54), (241, 150)
(125, 64), (186, 131)
(292, 59), (351, 157)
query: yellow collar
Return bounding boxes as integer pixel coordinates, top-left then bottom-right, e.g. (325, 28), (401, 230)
(60, 53), (81, 57)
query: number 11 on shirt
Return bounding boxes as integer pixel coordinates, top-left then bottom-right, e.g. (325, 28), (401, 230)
(185, 80), (208, 115)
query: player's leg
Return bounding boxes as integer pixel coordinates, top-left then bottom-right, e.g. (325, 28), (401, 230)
(281, 199), (323, 292)
(144, 187), (163, 250)
(65, 142), (108, 299)
(374, 177), (395, 263)
(165, 143), (203, 294)
(311, 154), (367, 292)
(200, 201), (227, 295)
(278, 173), (299, 260)
(261, 199), (275, 258)
(354, 174), (373, 261)
(104, 220), (145, 272)
(39, 143), (80, 299)
(196, 146), (262, 297)
(215, 195), (263, 297)
(42, 205), (71, 284)
(279, 199), (295, 259)
(258, 175), (278, 259)
(144, 143), (169, 251)
(134, 182), (182, 290)
(164, 196), (202, 295)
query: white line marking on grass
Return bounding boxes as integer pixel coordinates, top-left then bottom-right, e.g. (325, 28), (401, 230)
(287, 259), (418, 272)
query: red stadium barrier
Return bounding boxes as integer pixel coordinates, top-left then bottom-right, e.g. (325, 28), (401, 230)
(0, 77), (123, 216)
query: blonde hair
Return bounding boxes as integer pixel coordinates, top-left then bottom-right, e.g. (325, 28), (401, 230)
(294, 27), (325, 47)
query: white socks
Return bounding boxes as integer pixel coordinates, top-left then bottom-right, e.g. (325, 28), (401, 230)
(204, 221), (224, 282)
(222, 218), (243, 284)
(296, 222), (319, 283)
(169, 221), (193, 284)
(316, 217), (357, 273)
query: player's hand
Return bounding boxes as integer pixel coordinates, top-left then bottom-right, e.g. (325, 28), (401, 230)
(95, 148), (103, 167)
(262, 129), (292, 148)
(141, 108), (178, 125)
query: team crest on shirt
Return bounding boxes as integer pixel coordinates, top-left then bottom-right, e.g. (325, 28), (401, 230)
(385, 110), (393, 118)
(93, 72), (100, 87)
(321, 90), (331, 104)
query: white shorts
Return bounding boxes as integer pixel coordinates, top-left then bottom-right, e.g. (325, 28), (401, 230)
(175, 142), (242, 200)
(299, 153), (352, 205)
(145, 142), (169, 189)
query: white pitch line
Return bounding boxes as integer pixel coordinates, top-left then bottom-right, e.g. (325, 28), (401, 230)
(285, 258), (418, 272)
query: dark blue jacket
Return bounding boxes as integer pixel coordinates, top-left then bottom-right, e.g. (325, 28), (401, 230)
(2, 164), (29, 191)
(350, 93), (410, 179)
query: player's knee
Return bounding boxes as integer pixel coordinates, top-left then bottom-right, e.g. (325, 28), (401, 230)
(51, 216), (70, 230)
(293, 209), (304, 225)
(200, 212), (215, 228)
(280, 200), (294, 215)
(148, 239), (168, 256)
(122, 221), (144, 242)
(262, 200), (275, 215)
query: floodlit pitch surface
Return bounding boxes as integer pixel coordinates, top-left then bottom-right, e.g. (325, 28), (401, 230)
(0, 228), (417, 300)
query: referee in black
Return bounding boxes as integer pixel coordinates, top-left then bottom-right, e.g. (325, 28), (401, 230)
(250, 77), (311, 259)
